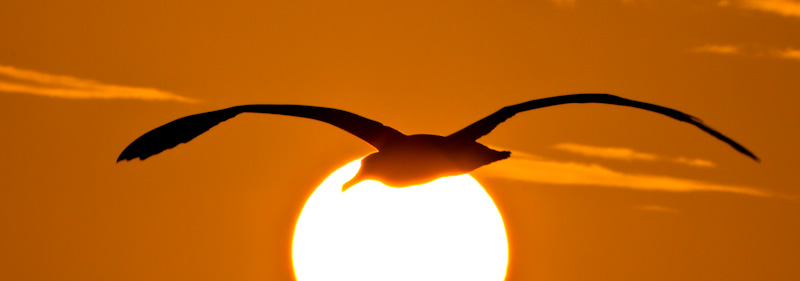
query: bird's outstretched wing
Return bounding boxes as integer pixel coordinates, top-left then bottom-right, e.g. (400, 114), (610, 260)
(117, 104), (405, 162)
(448, 93), (759, 161)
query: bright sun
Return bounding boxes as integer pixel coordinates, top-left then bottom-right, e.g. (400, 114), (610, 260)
(292, 159), (509, 281)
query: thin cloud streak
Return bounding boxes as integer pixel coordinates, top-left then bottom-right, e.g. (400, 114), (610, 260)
(554, 143), (658, 161)
(692, 44), (740, 55)
(674, 157), (716, 167)
(0, 65), (196, 102)
(776, 48), (800, 61)
(740, 0), (800, 18)
(636, 205), (678, 213)
(474, 154), (768, 197)
(554, 142), (716, 167)
(692, 44), (800, 63)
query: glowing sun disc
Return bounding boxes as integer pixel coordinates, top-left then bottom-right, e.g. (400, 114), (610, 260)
(292, 159), (508, 281)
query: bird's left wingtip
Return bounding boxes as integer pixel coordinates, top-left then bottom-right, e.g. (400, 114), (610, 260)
(740, 148), (760, 163)
(116, 152), (143, 163)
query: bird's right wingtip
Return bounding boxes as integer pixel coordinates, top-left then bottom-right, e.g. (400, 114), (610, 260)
(738, 147), (760, 163)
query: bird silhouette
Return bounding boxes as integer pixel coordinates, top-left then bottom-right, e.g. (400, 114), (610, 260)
(118, 93), (758, 191)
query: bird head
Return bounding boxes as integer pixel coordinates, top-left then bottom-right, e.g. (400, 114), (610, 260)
(342, 153), (381, 192)
(340, 151), (454, 192)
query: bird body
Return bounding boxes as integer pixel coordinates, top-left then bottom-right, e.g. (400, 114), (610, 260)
(343, 134), (510, 190)
(118, 94), (758, 190)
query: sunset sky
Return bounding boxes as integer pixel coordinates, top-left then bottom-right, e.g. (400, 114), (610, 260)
(2, 0), (799, 280)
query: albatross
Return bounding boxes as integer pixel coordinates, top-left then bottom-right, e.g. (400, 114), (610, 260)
(118, 93), (759, 191)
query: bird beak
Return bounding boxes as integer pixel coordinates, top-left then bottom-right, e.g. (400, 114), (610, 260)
(342, 174), (365, 192)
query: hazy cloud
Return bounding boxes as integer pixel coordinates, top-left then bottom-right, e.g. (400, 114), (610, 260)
(674, 157), (716, 167)
(775, 48), (800, 61)
(740, 0), (800, 18)
(474, 152), (768, 197)
(0, 65), (196, 102)
(554, 143), (658, 161)
(692, 44), (800, 63)
(554, 143), (716, 167)
(692, 44), (741, 55)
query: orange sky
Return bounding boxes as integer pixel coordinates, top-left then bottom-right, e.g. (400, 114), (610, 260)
(1, 0), (799, 280)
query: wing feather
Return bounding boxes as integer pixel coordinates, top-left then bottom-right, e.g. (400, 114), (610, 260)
(117, 105), (404, 162)
(448, 93), (759, 161)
